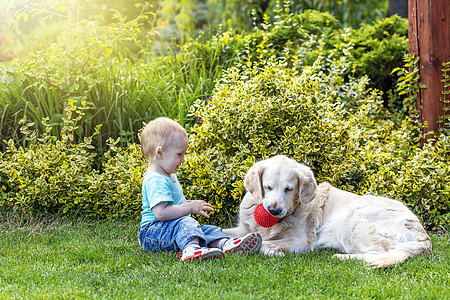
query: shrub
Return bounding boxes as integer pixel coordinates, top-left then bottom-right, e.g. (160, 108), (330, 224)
(0, 100), (100, 215)
(0, 100), (147, 219)
(183, 10), (337, 70)
(185, 13), (408, 112)
(1, 11), (407, 160)
(1, 56), (448, 230)
(86, 140), (146, 219)
(179, 56), (384, 224)
(303, 15), (408, 111)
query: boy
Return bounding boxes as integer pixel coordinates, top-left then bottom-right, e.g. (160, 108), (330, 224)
(138, 117), (262, 261)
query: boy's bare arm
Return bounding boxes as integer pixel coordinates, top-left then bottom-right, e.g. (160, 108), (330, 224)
(152, 200), (214, 221)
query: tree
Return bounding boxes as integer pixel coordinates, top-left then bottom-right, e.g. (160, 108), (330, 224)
(408, 0), (450, 142)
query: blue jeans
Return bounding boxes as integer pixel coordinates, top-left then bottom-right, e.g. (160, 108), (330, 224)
(138, 216), (230, 251)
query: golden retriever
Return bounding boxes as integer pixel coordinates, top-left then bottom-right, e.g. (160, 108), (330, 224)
(223, 155), (432, 267)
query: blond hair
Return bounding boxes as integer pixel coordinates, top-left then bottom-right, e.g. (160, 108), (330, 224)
(140, 117), (188, 161)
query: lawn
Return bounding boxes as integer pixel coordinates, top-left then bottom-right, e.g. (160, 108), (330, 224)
(1, 215), (449, 299)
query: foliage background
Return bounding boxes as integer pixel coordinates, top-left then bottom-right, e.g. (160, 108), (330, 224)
(0, 1), (448, 231)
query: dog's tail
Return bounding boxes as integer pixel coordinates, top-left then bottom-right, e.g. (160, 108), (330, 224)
(334, 239), (432, 268)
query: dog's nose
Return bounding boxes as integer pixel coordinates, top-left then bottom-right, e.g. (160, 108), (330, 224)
(267, 206), (282, 216)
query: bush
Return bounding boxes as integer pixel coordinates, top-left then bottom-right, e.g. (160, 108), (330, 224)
(185, 12), (408, 113)
(87, 141), (146, 219)
(0, 100), (147, 219)
(1, 56), (448, 230)
(306, 15), (409, 110)
(179, 56), (384, 224)
(183, 10), (338, 70)
(0, 100), (100, 215)
(0, 11), (407, 161)
(180, 57), (449, 230)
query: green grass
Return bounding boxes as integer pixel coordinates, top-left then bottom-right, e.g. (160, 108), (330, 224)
(0, 216), (449, 299)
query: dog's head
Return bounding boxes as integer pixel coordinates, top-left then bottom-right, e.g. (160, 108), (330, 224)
(244, 155), (317, 218)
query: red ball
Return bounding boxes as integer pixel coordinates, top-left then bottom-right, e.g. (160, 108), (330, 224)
(254, 203), (279, 228)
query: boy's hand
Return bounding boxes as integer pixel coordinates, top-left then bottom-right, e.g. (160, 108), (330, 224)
(152, 200), (215, 221)
(188, 200), (214, 218)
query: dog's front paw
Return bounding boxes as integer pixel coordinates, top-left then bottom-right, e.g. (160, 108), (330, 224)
(333, 254), (351, 260)
(333, 253), (367, 262)
(260, 244), (285, 256)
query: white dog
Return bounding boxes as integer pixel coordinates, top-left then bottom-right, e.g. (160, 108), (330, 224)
(224, 155), (432, 267)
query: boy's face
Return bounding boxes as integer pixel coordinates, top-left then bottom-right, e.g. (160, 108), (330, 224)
(156, 131), (189, 177)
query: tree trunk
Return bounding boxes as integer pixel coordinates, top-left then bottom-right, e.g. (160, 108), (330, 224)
(408, 0), (450, 143)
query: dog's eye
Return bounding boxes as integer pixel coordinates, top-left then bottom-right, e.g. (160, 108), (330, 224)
(265, 185), (272, 191)
(284, 187), (292, 193)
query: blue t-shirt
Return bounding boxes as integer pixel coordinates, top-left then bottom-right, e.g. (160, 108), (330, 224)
(140, 170), (188, 227)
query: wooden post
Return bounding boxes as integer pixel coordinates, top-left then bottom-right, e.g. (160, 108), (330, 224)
(408, 0), (450, 141)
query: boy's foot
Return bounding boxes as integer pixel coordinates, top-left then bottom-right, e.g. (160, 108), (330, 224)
(223, 232), (262, 255)
(180, 246), (225, 261)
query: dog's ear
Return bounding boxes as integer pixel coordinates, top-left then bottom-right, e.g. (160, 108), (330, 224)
(296, 165), (317, 204)
(244, 161), (265, 200)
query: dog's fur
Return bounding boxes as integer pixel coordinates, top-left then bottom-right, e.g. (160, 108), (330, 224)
(223, 155), (432, 267)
